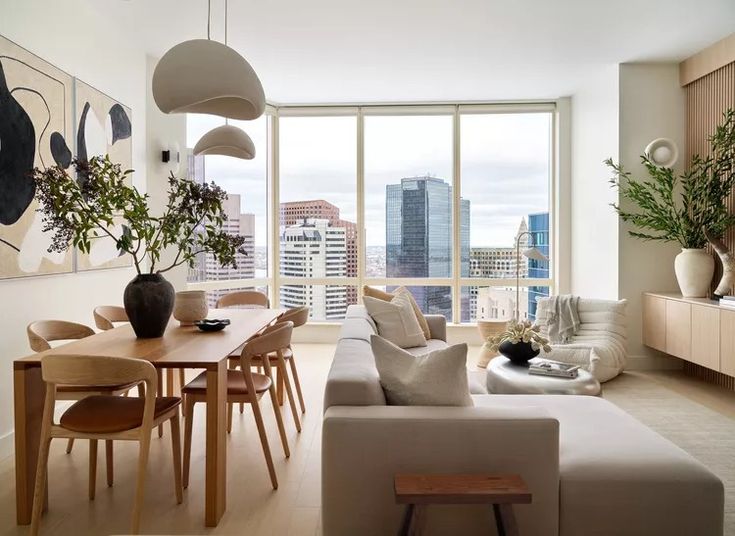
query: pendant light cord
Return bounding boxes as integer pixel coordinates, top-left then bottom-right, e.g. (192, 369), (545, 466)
(224, 0), (229, 126)
(207, 0), (211, 39)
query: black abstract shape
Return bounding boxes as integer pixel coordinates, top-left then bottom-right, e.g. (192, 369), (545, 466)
(119, 225), (131, 257)
(109, 103), (131, 144)
(50, 132), (71, 168)
(76, 101), (90, 187)
(0, 59), (36, 226)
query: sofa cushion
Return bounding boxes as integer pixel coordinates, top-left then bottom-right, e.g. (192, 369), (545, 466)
(472, 394), (723, 536)
(371, 335), (473, 406)
(324, 338), (387, 410)
(363, 285), (432, 339)
(364, 293), (427, 348)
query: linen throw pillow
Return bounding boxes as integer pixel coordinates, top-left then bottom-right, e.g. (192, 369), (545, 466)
(370, 335), (473, 406)
(363, 285), (432, 340)
(363, 293), (427, 348)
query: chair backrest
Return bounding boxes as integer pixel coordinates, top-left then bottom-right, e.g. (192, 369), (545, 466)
(93, 305), (129, 331)
(277, 306), (309, 328)
(41, 355), (158, 430)
(242, 321), (293, 362)
(216, 290), (270, 309)
(27, 320), (95, 352)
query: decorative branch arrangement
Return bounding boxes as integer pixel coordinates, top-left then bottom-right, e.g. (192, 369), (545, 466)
(33, 155), (246, 274)
(607, 108), (735, 249)
(485, 319), (552, 354)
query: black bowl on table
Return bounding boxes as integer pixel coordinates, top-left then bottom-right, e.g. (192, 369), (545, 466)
(194, 319), (231, 332)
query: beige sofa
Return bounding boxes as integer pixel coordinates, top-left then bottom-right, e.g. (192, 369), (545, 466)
(322, 305), (724, 536)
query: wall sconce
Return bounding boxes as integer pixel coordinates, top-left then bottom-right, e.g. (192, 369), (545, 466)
(161, 143), (181, 174)
(645, 138), (679, 168)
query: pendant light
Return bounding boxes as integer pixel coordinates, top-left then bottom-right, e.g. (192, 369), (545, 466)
(193, 0), (256, 160)
(152, 0), (265, 120)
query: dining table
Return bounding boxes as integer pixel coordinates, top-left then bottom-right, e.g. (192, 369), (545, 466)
(13, 307), (282, 528)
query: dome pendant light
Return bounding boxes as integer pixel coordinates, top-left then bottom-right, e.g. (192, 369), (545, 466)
(152, 0), (265, 120)
(193, 0), (256, 160)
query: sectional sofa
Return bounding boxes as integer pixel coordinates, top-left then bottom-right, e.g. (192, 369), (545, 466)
(321, 305), (724, 536)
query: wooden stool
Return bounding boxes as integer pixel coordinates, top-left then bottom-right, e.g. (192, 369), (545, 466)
(394, 473), (531, 536)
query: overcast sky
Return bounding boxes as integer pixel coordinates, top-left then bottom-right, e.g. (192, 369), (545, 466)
(187, 112), (550, 249)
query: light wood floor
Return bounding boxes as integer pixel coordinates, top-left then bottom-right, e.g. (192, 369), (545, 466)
(1, 344), (734, 535)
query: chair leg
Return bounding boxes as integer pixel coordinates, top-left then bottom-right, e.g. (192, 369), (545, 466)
(66, 438), (74, 453)
(183, 396), (195, 489)
(288, 354), (306, 414)
(227, 402), (234, 434)
(105, 440), (114, 487)
(29, 435), (52, 536)
(279, 360), (301, 433)
(267, 378), (290, 458)
(89, 439), (98, 500)
(170, 414), (183, 504)
(131, 427), (153, 535)
(157, 372), (164, 438)
(250, 394), (278, 489)
(179, 369), (186, 417)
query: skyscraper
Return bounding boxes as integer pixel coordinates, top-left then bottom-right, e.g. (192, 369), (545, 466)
(280, 219), (348, 320)
(386, 176), (470, 319)
(281, 200), (358, 305)
(527, 212), (550, 320)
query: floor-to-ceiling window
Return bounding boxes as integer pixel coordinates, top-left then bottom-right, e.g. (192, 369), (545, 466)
(186, 103), (555, 324)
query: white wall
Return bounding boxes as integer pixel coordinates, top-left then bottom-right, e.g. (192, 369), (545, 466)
(618, 63), (684, 361)
(0, 0), (148, 457)
(570, 65), (620, 299)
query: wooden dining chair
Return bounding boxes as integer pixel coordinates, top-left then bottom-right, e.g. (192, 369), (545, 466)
(182, 322), (292, 490)
(95, 304), (185, 431)
(30, 355), (182, 536)
(215, 289), (270, 309)
(27, 320), (139, 486)
(93, 305), (129, 331)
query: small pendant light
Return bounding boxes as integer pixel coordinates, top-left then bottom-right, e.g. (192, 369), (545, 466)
(192, 0), (256, 160)
(152, 0), (265, 120)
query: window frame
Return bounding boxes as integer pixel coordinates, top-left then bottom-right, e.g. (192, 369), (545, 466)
(187, 101), (559, 324)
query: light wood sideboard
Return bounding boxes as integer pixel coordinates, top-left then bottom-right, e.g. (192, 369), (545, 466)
(642, 292), (735, 376)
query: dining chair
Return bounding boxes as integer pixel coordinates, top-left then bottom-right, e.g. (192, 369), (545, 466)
(30, 354), (182, 536)
(215, 289), (270, 309)
(27, 320), (140, 487)
(232, 306), (308, 434)
(182, 322), (292, 490)
(95, 304), (186, 431)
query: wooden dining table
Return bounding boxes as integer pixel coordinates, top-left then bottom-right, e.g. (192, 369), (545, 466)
(13, 308), (282, 528)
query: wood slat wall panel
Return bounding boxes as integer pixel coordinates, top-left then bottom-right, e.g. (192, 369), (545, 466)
(684, 60), (735, 389)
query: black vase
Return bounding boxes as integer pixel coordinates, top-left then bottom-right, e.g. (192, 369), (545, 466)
(498, 339), (540, 365)
(123, 273), (175, 338)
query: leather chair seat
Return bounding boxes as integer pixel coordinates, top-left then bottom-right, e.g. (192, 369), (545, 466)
(60, 396), (181, 433)
(182, 370), (272, 396)
(228, 347), (292, 365)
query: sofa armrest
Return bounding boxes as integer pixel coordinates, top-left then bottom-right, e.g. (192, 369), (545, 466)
(424, 314), (446, 341)
(322, 405), (559, 536)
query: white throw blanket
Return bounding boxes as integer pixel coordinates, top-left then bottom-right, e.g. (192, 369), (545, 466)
(545, 295), (580, 343)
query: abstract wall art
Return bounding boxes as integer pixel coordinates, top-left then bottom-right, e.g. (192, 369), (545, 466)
(0, 35), (74, 279)
(74, 79), (134, 271)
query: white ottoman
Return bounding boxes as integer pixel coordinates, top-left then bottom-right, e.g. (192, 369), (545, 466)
(486, 356), (601, 396)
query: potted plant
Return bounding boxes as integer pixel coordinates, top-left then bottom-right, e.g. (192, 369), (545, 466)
(33, 155), (246, 338)
(607, 109), (735, 298)
(485, 319), (552, 365)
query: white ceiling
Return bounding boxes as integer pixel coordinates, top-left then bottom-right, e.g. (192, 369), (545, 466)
(102, 0), (735, 103)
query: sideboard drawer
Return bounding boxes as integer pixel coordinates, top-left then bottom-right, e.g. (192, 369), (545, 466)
(665, 300), (691, 360)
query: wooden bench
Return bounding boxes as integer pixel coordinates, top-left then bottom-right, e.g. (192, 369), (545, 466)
(394, 473), (532, 536)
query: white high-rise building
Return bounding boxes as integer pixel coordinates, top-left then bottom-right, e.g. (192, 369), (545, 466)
(280, 219), (347, 320)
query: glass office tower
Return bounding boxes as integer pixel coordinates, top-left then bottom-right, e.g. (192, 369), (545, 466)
(527, 211), (550, 320)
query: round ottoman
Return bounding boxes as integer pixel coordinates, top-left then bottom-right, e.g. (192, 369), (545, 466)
(486, 356), (601, 396)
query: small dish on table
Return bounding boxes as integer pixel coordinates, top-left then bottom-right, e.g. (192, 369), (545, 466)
(194, 319), (231, 332)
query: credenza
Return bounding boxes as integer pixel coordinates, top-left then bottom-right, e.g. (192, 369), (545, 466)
(642, 292), (735, 377)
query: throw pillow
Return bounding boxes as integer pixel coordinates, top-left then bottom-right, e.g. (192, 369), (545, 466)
(370, 335), (473, 406)
(363, 293), (427, 348)
(362, 285), (432, 340)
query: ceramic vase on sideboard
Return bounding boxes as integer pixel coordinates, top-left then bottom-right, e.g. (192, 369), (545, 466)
(674, 248), (714, 298)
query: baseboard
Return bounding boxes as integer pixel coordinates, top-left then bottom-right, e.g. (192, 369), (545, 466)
(0, 430), (14, 462)
(626, 354), (684, 371)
